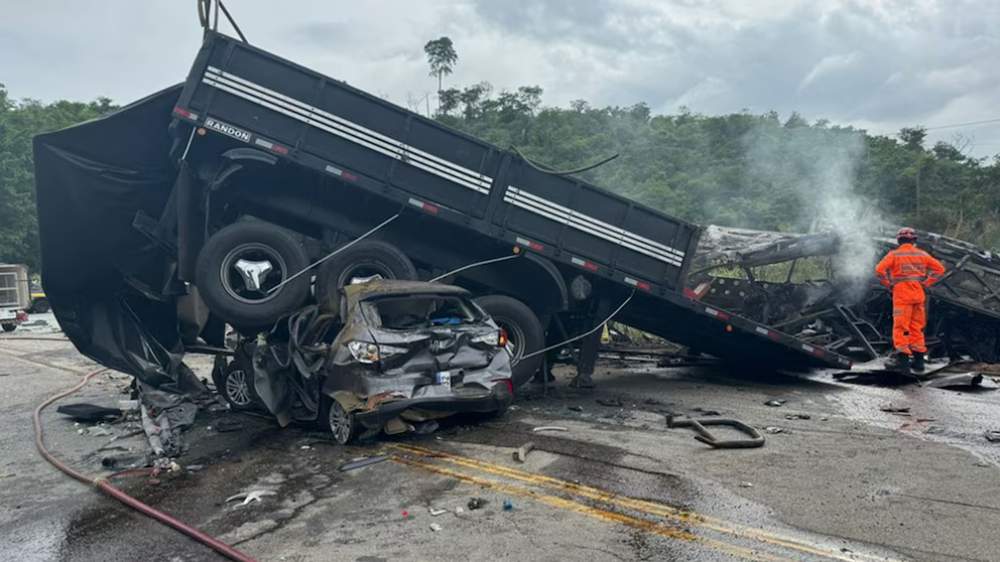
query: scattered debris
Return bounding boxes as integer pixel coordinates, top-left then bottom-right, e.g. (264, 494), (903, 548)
(455, 507), (464, 515)
(764, 426), (785, 434)
(879, 404), (911, 414)
(429, 507), (447, 517)
(57, 403), (122, 422)
(925, 372), (994, 389)
(503, 499), (514, 511)
(117, 400), (140, 413)
(985, 430), (1000, 443)
(785, 414), (811, 420)
(101, 453), (149, 470)
(764, 400), (786, 407)
(213, 417), (243, 433)
(80, 426), (114, 437)
(567, 405), (583, 412)
(596, 398), (624, 407)
(691, 407), (721, 416)
(643, 398), (666, 406)
(338, 455), (389, 472)
(429, 522), (442, 532)
(740, 482), (754, 488)
(667, 416), (766, 448)
(467, 497), (487, 510)
(532, 426), (568, 433)
(226, 489), (276, 505)
(513, 442), (535, 463)
(402, 510), (411, 519)
(300, 445), (312, 450)
(186, 464), (204, 472)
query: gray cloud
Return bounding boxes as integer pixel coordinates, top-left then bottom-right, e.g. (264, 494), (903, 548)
(3, 0), (999, 155)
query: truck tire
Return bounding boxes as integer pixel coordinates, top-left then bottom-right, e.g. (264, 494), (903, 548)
(196, 221), (311, 329)
(31, 299), (50, 313)
(476, 295), (544, 389)
(2, 324), (16, 333)
(314, 240), (417, 313)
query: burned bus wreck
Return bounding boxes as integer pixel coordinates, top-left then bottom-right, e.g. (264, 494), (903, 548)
(690, 225), (1000, 364)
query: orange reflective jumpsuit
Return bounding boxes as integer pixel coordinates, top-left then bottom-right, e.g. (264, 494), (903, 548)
(874, 243), (946, 355)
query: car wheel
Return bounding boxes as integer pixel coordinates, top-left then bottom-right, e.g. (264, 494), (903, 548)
(2, 324), (16, 333)
(322, 397), (356, 445)
(217, 359), (262, 410)
(475, 295), (544, 389)
(196, 221), (311, 329)
(32, 299), (50, 313)
(314, 240), (417, 314)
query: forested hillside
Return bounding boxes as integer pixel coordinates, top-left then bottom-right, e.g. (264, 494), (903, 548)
(2, 80), (998, 271)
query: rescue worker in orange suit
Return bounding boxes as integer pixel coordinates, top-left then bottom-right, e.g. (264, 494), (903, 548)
(874, 227), (945, 373)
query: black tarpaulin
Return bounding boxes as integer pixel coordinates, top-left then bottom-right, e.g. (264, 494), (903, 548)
(33, 85), (207, 453)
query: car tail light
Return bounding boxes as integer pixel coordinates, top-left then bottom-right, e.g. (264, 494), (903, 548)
(473, 330), (507, 347)
(492, 378), (514, 396)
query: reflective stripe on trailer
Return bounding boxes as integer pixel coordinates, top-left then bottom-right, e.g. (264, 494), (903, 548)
(201, 67), (493, 195)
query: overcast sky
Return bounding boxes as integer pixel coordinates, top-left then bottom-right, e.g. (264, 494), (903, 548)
(3, 0), (999, 156)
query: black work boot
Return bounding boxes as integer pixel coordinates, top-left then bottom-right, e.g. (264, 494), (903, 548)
(885, 352), (911, 374)
(911, 353), (926, 373)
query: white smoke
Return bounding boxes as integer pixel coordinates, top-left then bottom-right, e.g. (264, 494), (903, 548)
(741, 121), (888, 294)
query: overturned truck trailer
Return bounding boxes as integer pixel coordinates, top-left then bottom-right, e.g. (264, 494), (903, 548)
(33, 31), (852, 444)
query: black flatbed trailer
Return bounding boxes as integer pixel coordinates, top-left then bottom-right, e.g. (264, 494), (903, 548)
(168, 32), (849, 371)
(34, 31), (851, 385)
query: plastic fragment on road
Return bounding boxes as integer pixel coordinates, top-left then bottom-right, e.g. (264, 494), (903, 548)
(338, 455), (390, 472)
(532, 426), (568, 433)
(429, 507), (447, 516)
(430, 523), (442, 532)
(225, 489), (277, 505)
(764, 426), (785, 434)
(985, 430), (1000, 443)
(513, 442), (535, 463)
(764, 400), (786, 407)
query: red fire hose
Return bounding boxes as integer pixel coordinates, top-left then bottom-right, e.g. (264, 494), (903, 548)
(33, 369), (258, 562)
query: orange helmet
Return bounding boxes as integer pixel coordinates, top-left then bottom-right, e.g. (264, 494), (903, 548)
(896, 227), (917, 243)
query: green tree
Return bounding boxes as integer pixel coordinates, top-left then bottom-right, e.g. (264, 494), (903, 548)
(0, 84), (118, 270)
(424, 37), (458, 93)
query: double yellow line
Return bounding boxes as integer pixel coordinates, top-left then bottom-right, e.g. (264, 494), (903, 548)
(392, 443), (896, 562)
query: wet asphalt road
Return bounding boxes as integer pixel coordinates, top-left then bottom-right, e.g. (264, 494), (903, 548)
(2, 324), (1000, 561)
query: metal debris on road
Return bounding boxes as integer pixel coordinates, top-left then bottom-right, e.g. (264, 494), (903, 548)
(740, 482), (754, 488)
(513, 442), (535, 463)
(879, 404), (911, 413)
(764, 426), (785, 434)
(985, 430), (1000, 443)
(226, 489), (277, 505)
(430, 523), (442, 532)
(532, 426), (568, 433)
(667, 416), (766, 448)
(429, 507), (447, 516)
(764, 400), (786, 407)
(467, 497), (487, 510)
(338, 455), (389, 472)
(785, 414), (811, 420)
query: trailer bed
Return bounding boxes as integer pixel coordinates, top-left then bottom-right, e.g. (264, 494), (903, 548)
(172, 32), (850, 370)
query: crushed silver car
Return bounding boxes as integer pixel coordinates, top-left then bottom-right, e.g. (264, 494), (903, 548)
(215, 280), (514, 443)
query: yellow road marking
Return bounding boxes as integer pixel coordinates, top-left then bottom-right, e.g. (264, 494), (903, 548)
(393, 443), (895, 562)
(394, 454), (788, 562)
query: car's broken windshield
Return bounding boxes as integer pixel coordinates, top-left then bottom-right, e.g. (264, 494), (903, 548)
(361, 295), (484, 330)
